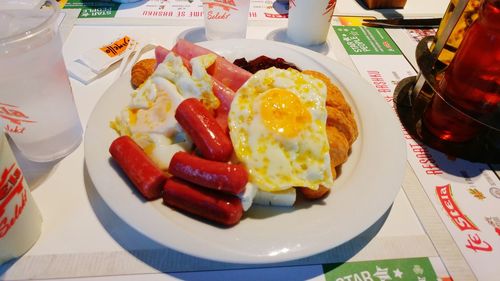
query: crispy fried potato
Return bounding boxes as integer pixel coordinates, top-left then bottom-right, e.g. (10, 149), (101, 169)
(326, 106), (358, 146)
(298, 185), (331, 200)
(326, 126), (350, 167)
(297, 70), (358, 200)
(131, 58), (156, 89)
(303, 70), (351, 115)
(304, 70), (358, 145)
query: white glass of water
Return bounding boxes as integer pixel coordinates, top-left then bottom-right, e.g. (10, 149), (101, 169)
(0, 0), (83, 162)
(203, 0), (251, 40)
(287, 0), (337, 46)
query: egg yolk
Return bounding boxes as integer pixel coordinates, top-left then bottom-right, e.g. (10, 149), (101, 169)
(260, 88), (311, 138)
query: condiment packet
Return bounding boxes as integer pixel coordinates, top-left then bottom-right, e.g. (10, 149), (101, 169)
(68, 35), (137, 84)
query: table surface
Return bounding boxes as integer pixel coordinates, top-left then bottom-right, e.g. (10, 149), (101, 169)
(0, 2), (490, 281)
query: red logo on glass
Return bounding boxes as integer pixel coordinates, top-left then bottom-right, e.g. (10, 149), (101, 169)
(324, 0), (337, 15)
(205, 0), (238, 11)
(0, 102), (35, 134)
(0, 163), (28, 239)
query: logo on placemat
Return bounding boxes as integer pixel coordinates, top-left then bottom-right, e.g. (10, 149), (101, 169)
(468, 188), (486, 200)
(436, 184), (493, 252)
(485, 217), (500, 236)
(489, 187), (500, 199)
(436, 184), (478, 231)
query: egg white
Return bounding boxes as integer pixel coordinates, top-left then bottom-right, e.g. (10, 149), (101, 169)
(228, 67), (334, 193)
(111, 52), (221, 170)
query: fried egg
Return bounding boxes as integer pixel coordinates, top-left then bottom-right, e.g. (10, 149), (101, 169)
(111, 52), (221, 170)
(154, 52), (219, 110)
(111, 76), (184, 137)
(228, 67), (334, 192)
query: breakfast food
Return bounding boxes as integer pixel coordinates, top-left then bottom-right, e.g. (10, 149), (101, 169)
(175, 98), (233, 162)
(304, 70), (358, 165)
(233, 55), (301, 74)
(110, 39), (358, 226)
(109, 136), (167, 200)
(229, 67), (334, 193)
(168, 151), (248, 196)
(131, 58), (156, 88)
(163, 177), (243, 226)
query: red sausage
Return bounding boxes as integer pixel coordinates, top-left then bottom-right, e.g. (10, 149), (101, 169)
(175, 98), (233, 162)
(168, 151), (247, 195)
(109, 136), (167, 200)
(163, 177), (243, 226)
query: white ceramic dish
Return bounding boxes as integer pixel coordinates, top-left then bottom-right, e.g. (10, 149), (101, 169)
(84, 39), (406, 264)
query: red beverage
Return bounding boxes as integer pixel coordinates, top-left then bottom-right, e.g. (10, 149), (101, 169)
(423, 0), (500, 142)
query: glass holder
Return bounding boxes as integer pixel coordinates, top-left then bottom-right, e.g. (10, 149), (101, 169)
(393, 36), (500, 164)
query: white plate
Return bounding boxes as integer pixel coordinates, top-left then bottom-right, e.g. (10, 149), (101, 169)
(84, 39), (406, 264)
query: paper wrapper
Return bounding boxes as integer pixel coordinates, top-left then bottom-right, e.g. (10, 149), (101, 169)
(0, 133), (42, 264)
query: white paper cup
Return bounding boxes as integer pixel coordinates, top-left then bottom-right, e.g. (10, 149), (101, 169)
(203, 0), (251, 40)
(0, 0), (83, 162)
(0, 133), (42, 264)
(287, 0), (337, 46)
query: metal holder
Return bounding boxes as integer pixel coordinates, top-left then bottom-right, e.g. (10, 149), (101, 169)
(393, 36), (500, 163)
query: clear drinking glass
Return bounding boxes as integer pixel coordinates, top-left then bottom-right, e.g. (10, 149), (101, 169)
(0, 0), (83, 162)
(203, 0), (251, 40)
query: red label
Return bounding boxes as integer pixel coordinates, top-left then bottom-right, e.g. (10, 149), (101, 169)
(436, 184), (478, 231)
(99, 36), (131, 58)
(205, 0), (238, 11)
(0, 163), (27, 239)
(265, 13), (287, 18)
(324, 0), (337, 15)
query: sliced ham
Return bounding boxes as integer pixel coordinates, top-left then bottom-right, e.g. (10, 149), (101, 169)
(172, 39), (213, 60)
(172, 39), (252, 92)
(154, 45), (192, 72)
(209, 57), (252, 92)
(155, 45), (170, 64)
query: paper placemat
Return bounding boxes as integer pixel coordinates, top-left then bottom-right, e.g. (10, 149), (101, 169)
(331, 21), (499, 281)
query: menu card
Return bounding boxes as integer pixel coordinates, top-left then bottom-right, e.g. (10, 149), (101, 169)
(333, 19), (500, 281)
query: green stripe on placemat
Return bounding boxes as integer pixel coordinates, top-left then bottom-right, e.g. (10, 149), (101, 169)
(323, 257), (437, 281)
(63, 0), (119, 18)
(333, 26), (402, 55)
